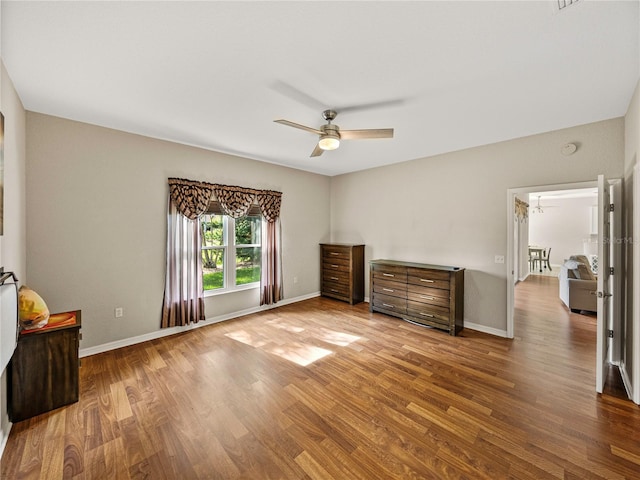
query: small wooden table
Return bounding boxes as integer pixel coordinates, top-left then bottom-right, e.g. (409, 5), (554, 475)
(8, 310), (81, 422)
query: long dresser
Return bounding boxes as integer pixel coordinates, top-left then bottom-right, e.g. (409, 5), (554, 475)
(320, 243), (365, 305)
(369, 259), (464, 335)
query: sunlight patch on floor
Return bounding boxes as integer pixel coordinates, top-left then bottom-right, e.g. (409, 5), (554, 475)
(267, 343), (333, 366)
(317, 327), (361, 346)
(225, 318), (361, 366)
(225, 330), (268, 348)
(265, 319), (306, 333)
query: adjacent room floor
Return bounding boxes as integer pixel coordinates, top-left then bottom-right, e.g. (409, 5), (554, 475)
(2, 282), (639, 479)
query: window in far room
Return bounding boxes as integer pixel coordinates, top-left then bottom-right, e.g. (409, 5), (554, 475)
(200, 202), (261, 293)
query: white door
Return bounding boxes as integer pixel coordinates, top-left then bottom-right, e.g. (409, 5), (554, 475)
(596, 174), (611, 393)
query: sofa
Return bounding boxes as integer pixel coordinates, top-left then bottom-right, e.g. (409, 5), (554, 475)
(559, 255), (597, 313)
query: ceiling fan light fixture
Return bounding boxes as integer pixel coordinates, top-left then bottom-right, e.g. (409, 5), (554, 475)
(318, 133), (340, 151)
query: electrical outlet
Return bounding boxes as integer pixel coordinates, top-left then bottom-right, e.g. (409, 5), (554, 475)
(115, 307), (124, 318)
(293, 276), (298, 284)
(495, 255), (505, 264)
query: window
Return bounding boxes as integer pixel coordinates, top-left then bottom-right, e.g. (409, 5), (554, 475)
(200, 202), (261, 293)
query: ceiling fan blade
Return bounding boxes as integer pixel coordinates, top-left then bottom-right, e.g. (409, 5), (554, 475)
(310, 144), (324, 157)
(274, 119), (323, 135)
(337, 98), (405, 114)
(270, 81), (326, 111)
(339, 128), (394, 140)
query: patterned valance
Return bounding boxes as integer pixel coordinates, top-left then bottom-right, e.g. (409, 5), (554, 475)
(168, 178), (215, 220)
(213, 185), (258, 219)
(168, 178), (282, 222)
(515, 198), (529, 222)
(256, 191), (282, 223)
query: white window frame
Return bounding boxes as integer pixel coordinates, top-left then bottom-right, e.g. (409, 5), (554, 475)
(202, 214), (261, 297)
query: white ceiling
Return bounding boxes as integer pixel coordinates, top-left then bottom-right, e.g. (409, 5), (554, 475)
(1, 1), (638, 176)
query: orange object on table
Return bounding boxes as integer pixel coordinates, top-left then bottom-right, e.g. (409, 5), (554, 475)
(20, 310), (78, 334)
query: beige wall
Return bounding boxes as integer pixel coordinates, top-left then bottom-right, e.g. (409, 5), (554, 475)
(330, 118), (625, 334)
(0, 59), (27, 456)
(25, 113), (331, 351)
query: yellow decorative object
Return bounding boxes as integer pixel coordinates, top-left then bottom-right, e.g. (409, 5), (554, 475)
(18, 286), (50, 330)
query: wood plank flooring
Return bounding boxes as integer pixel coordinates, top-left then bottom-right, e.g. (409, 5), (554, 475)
(2, 275), (640, 479)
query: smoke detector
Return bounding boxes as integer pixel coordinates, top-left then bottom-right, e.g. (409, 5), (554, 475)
(561, 143), (577, 156)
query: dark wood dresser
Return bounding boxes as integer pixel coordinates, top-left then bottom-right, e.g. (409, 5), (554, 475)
(9, 310), (81, 422)
(320, 243), (365, 304)
(369, 260), (464, 335)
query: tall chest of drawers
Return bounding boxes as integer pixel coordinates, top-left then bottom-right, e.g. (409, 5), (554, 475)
(320, 244), (365, 305)
(369, 259), (464, 335)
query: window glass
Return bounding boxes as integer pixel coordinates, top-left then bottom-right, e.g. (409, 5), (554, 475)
(201, 214), (225, 290)
(200, 212), (261, 292)
(236, 247), (261, 285)
(235, 215), (261, 245)
(235, 215), (261, 286)
(203, 250), (225, 290)
(201, 214), (224, 247)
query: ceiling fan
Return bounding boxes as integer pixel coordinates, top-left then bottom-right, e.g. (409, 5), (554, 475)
(274, 109), (394, 157)
(531, 196), (557, 214)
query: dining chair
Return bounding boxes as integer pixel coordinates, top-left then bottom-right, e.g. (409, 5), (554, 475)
(540, 247), (552, 271)
(529, 248), (541, 272)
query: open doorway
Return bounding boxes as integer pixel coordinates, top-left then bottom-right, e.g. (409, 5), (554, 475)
(507, 179), (623, 394)
(508, 181), (597, 335)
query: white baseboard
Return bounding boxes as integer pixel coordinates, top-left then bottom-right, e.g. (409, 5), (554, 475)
(617, 360), (636, 403)
(79, 291), (321, 358)
(463, 321), (508, 338)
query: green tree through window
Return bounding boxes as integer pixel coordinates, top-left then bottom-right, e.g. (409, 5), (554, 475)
(201, 212), (261, 291)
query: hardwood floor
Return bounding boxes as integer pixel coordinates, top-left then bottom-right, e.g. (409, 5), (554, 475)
(2, 278), (640, 479)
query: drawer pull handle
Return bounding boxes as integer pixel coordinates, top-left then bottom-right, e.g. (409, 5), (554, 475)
(383, 273), (395, 277)
(331, 265), (339, 268)
(383, 288), (394, 292)
(419, 313), (434, 318)
(331, 289), (339, 292)
(382, 303), (395, 308)
(419, 295), (435, 300)
(331, 277), (339, 281)
(420, 279), (435, 283)
(330, 252), (340, 256)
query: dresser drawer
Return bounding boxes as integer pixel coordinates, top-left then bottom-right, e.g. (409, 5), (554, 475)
(323, 246), (352, 261)
(323, 258), (350, 271)
(406, 301), (450, 325)
(322, 282), (350, 298)
(407, 269), (450, 290)
(373, 278), (407, 298)
(407, 284), (449, 308)
(323, 269), (350, 284)
(372, 264), (407, 283)
(372, 293), (407, 314)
